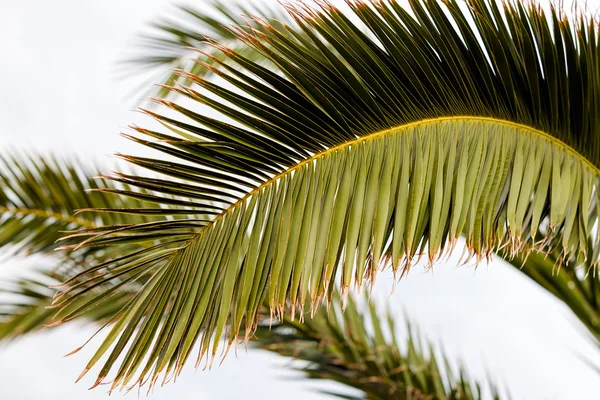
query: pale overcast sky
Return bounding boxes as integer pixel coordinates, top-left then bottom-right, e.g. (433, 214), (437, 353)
(1, 0), (600, 399)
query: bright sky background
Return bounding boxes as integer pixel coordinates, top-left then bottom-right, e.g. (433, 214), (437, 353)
(1, 0), (600, 399)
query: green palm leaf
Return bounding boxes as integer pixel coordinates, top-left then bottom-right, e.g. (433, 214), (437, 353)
(123, 0), (291, 100)
(255, 292), (505, 399)
(0, 152), (161, 258)
(55, 0), (600, 389)
(0, 269), (134, 341)
(509, 250), (600, 342)
(0, 271), (504, 400)
(137, 0), (600, 352)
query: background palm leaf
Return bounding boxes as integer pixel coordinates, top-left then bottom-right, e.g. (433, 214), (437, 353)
(0, 265), (504, 399)
(0, 153), (165, 340)
(255, 292), (506, 400)
(0, 269), (134, 341)
(123, 0), (291, 100)
(52, 0), (600, 390)
(0, 152), (162, 258)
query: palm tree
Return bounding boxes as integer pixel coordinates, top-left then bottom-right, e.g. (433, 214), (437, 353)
(1, 0), (599, 397)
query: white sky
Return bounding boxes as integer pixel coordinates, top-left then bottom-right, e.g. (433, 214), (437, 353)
(1, 0), (600, 399)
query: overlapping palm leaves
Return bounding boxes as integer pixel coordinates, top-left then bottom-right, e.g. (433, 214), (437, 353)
(1, 268), (503, 399)
(2, 282), (504, 400)
(256, 293), (506, 400)
(0, 152), (155, 257)
(129, 0), (600, 354)
(0, 154), (504, 399)
(44, 0), (600, 389)
(0, 153), (157, 339)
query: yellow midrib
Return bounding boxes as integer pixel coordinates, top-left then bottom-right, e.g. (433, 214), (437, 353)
(0, 206), (98, 229)
(188, 115), (600, 238)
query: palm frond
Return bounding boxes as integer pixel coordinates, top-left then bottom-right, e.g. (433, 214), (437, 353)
(0, 151), (161, 258)
(56, 0), (600, 389)
(0, 268), (505, 400)
(510, 250), (600, 342)
(0, 269), (133, 341)
(0, 275), (506, 400)
(255, 292), (505, 400)
(0, 153), (174, 337)
(123, 0), (292, 100)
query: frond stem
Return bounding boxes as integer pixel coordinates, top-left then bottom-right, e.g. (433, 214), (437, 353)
(188, 115), (600, 239)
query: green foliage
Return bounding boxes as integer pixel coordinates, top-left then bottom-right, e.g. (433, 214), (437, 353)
(0, 148), (507, 399)
(255, 293), (506, 399)
(0, 152), (158, 258)
(123, 0), (291, 99)
(0, 268), (504, 399)
(0, 154), (157, 339)
(49, 0), (600, 389)
(130, 0), (600, 358)
(0, 270), (133, 341)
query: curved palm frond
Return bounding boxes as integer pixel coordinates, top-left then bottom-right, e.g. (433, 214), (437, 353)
(55, 0), (600, 389)
(255, 292), (506, 400)
(142, 0), (600, 351)
(130, 0), (600, 365)
(123, 0), (292, 100)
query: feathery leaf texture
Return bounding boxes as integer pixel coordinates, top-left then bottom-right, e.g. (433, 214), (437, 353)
(124, 0), (291, 100)
(254, 293), (506, 400)
(55, 0), (600, 389)
(0, 270), (133, 341)
(0, 152), (159, 258)
(0, 153), (168, 339)
(0, 273), (506, 400)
